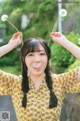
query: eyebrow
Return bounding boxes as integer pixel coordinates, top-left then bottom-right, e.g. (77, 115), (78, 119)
(28, 50), (46, 53)
(36, 50), (45, 52)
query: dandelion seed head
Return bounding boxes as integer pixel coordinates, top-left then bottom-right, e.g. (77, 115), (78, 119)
(59, 9), (67, 17)
(1, 14), (8, 21)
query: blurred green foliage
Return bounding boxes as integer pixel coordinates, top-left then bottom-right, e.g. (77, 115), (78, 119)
(67, 60), (80, 71)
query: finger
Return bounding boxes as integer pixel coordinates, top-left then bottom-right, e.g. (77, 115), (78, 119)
(50, 35), (55, 39)
(17, 34), (21, 40)
(53, 32), (61, 37)
(50, 32), (54, 34)
(56, 32), (62, 37)
(50, 32), (58, 36)
(50, 32), (55, 35)
(12, 32), (22, 39)
(17, 34), (23, 43)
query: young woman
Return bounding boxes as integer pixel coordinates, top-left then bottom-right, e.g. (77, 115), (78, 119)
(0, 34), (80, 121)
(0, 32), (22, 57)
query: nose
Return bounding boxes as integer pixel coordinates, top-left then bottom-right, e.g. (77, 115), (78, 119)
(34, 55), (40, 62)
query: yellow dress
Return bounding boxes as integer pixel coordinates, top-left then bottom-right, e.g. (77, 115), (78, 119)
(0, 67), (80, 121)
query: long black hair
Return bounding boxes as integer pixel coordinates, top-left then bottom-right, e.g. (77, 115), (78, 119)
(20, 37), (58, 109)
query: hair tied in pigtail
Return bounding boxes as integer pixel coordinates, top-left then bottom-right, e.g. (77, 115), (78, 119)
(49, 89), (58, 109)
(22, 62), (29, 108)
(22, 93), (27, 108)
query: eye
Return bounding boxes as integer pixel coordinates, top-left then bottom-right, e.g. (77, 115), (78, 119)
(40, 52), (46, 55)
(27, 53), (34, 56)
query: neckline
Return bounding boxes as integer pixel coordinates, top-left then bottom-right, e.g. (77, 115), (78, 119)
(29, 77), (46, 91)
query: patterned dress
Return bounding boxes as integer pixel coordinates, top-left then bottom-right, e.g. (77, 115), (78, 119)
(0, 67), (80, 121)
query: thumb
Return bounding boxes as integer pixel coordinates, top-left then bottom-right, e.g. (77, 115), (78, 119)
(18, 34), (23, 40)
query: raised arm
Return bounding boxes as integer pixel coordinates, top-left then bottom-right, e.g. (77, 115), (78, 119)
(50, 32), (80, 61)
(0, 32), (22, 57)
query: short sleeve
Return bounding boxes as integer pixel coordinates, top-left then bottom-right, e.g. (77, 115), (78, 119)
(57, 67), (80, 93)
(0, 69), (20, 95)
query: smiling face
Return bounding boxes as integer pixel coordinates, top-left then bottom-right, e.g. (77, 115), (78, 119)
(25, 44), (48, 76)
(21, 38), (51, 77)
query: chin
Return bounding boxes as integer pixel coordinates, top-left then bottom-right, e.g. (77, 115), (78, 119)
(32, 71), (44, 75)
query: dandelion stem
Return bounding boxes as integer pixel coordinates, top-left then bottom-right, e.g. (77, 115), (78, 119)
(7, 19), (19, 32)
(48, 18), (58, 46)
(52, 18), (58, 32)
(7, 19), (24, 45)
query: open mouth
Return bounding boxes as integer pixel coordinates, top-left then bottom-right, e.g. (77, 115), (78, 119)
(33, 66), (42, 71)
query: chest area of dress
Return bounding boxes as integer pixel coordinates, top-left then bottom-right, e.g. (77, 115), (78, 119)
(12, 80), (64, 108)
(12, 89), (60, 120)
(12, 87), (50, 108)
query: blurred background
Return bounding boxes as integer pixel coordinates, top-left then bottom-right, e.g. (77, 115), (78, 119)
(0, 0), (80, 121)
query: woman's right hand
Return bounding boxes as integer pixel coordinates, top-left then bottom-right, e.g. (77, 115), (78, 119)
(8, 32), (23, 48)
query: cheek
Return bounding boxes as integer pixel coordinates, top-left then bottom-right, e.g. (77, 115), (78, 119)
(25, 61), (29, 68)
(25, 58), (31, 68)
(26, 61), (32, 67)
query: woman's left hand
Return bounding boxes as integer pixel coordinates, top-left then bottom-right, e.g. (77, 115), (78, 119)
(50, 32), (67, 45)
